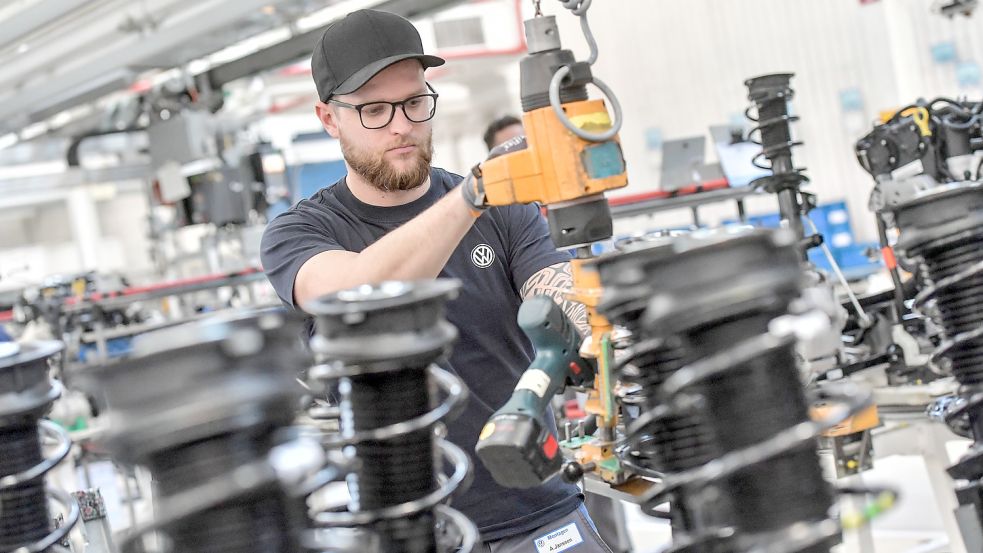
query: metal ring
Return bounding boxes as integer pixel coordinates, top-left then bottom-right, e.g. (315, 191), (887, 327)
(313, 438), (471, 527)
(0, 419), (72, 489)
(747, 113), (801, 136)
(0, 379), (78, 553)
(933, 325), (983, 363)
(318, 365), (468, 447)
(614, 337), (668, 373)
(914, 259), (983, 307)
(118, 434), (331, 553)
(640, 380), (872, 504)
(434, 504), (479, 553)
(548, 66), (623, 143)
(300, 504), (477, 553)
(614, 439), (667, 480)
(659, 332), (797, 399)
(559, 0), (592, 15)
(10, 486), (82, 553)
(118, 458), (281, 553)
(623, 403), (674, 442)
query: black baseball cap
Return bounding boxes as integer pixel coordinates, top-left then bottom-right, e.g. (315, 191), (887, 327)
(312, 9), (445, 102)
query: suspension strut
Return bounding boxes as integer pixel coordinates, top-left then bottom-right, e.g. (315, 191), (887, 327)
(746, 73), (810, 249)
(306, 280), (477, 553)
(78, 309), (318, 553)
(0, 341), (80, 553)
(889, 182), (983, 531)
(597, 230), (870, 553)
(594, 245), (725, 534)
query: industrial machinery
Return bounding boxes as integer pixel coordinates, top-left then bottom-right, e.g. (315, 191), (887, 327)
(470, 0), (630, 486)
(305, 280), (478, 553)
(77, 308), (320, 553)
(595, 229), (883, 552)
(742, 73), (891, 487)
(13, 273), (138, 340)
(475, 295), (595, 488)
(59, 282), (478, 553)
(1, 341), (80, 552)
(473, 4), (888, 525)
(856, 99), (983, 547)
(462, 6), (913, 551)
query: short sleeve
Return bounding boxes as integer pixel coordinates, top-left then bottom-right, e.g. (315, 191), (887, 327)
(260, 208), (346, 307)
(504, 203), (571, 292)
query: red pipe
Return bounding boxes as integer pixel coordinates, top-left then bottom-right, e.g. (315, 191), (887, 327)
(606, 179), (730, 207)
(63, 267), (263, 305)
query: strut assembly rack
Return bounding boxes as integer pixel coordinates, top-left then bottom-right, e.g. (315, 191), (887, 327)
(305, 279), (478, 553)
(595, 229), (878, 553)
(78, 308), (319, 553)
(0, 341), (80, 553)
(889, 182), (983, 533)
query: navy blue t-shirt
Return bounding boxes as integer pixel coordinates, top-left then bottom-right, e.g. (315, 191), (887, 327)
(260, 167), (582, 540)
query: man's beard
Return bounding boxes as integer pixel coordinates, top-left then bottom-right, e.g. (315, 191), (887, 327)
(341, 133), (433, 192)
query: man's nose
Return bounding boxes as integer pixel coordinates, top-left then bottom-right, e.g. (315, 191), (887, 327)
(388, 106), (414, 135)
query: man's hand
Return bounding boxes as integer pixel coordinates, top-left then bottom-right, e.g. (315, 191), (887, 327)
(460, 166), (488, 212)
(460, 135), (528, 212)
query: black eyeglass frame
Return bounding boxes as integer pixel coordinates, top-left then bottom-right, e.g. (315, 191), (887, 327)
(328, 83), (439, 129)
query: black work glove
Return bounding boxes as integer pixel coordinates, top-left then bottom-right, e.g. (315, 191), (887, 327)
(460, 135), (529, 212)
(460, 165), (487, 212)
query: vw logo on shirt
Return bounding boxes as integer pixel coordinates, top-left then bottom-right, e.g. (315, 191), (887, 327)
(471, 244), (496, 268)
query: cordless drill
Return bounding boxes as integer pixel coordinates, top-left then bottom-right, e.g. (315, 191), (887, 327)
(475, 295), (595, 488)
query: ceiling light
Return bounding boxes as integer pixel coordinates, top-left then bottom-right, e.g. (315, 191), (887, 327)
(0, 133), (18, 150)
(296, 0), (379, 31)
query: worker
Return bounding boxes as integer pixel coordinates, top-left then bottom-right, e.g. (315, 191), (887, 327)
(483, 115), (525, 152)
(260, 9), (613, 553)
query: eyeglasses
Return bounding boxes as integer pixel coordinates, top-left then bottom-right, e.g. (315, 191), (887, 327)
(329, 83), (439, 130)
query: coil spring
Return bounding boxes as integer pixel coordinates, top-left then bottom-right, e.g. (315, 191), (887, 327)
(915, 234), (983, 386)
(894, 182), (983, 512)
(0, 341), (80, 553)
(0, 342), (80, 553)
(597, 230), (872, 553)
(77, 309), (318, 553)
(616, 336), (720, 477)
(596, 245), (720, 485)
(744, 73), (810, 194)
(305, 280), (477, 553)
(890, 182), (983, 494)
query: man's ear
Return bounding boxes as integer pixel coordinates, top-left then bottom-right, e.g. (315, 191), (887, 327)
(315, 101), (341, 139)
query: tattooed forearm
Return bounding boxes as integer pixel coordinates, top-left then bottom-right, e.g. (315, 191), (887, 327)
(520, 262), (590, 337)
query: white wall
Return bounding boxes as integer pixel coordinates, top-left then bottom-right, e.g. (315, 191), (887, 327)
(0, 201), (81, 292)
(95, 188), (155, 276)
(534, 0), (983, 241)
(0, 184), (154, 291)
